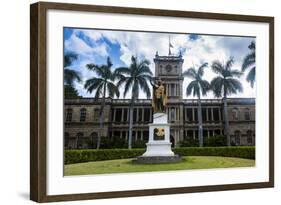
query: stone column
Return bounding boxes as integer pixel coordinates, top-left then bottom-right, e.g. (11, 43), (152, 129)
(136, 108), (139, 123)
(121, 108), (124, 122)
(142, 108), (144, 122)
(113, 108), (116, 122)
(192, 108), (195, 121)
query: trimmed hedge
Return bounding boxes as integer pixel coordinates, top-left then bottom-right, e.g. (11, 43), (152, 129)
(173, 146), (255, 160)
(65, 149), (145, 164)
(65, 146), (255, 164)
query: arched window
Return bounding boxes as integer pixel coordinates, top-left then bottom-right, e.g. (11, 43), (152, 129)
(247, 130), (253, 144)
(76, 132), (84, 148)
(232, 108), (239, 120)
(234, 130), (241, 145)
(80, 108), (87, 122)
(93, 108), (100, 121)
(64, 132), (69, 148)
(244, 108), (251, 120)
(66, 108), (72, 122)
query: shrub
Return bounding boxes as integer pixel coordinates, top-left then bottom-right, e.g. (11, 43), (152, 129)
(84, 137), (147, 149)
(179, 135), (227, 147)
(204, 135), (227, 147)
(179, 138), (199, 147)
(65, 146), (255, 164)
(65, 149), (145, 164)
(132, 140), (147, 148)
(100, 136), (128, 149)
(173, 146), (255, 160)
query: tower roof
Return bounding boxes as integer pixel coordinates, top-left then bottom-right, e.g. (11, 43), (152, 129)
(154, 53), (184, 62)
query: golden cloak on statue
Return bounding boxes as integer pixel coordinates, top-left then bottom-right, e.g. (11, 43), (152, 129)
(150, 79), (168, 113)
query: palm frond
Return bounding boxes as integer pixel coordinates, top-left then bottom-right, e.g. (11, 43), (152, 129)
(225, 57), (234, 71)
(199, 79), (210, 96)
(64, 68), (81, 86)
(210, 76), (224, 98)
(186, 80), (199, 97)
(123, 78), (133, 98)
(86, 64), (104, 77)
(138, 77), (151, 99)
(211, 60), (224, 75)
(197, 62), (208, 77)
(64, 52), (78, 67)
(84, 77), (103, 93)
(107, 82), (120, 98)
(183, 68), (197, 79)
(114, 67), (131, 76)
(242, 52), (255, 72)
(246, 67), (256, 88)
(225, 78), (243, 95)
(94, 83), (104, 99)
(229, 69), (243, 78)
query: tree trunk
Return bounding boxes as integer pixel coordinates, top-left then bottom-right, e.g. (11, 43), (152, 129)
(128, 102), (134, 149)
(223, 93), (230, 146)
(197, 94), (203, 147)
(97, 85), (106, 149)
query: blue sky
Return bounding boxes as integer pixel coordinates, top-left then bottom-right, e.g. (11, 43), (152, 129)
(64, 27), (256, 99)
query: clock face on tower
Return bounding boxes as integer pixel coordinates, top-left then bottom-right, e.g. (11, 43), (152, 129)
(165, 64), (172, 73)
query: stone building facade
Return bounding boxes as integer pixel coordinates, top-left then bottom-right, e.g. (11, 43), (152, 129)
(64, 53), (255, 148)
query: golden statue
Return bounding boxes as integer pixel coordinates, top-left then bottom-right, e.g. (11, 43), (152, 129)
(150, 78), (167, 113)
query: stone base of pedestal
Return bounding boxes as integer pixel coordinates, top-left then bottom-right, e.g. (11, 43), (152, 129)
(142, 142), (174, 157)
(135, 113), (182, 164)
(133, 155), (182, 164)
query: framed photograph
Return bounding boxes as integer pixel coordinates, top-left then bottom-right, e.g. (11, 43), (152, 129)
(30, 1), (274, 202)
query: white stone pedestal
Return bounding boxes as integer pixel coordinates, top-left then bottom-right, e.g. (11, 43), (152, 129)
(142, 113), (175, 157)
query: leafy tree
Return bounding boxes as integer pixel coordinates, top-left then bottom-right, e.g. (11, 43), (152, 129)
(64, 52), (81, 98)
(210, 57), (243, 146)
(183, 63), (210, 147)
(64, 52), (78, 67)
(115, 56), (153, 149)
(84, 57), (120, 149)
(64, 84), (80, 98)
(242, 41), (256, 87)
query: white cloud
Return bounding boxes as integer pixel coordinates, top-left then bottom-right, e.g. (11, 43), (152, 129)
(65, 28), (255, 99)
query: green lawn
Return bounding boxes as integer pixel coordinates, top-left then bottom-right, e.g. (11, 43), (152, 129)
(64, 156), (255, 176)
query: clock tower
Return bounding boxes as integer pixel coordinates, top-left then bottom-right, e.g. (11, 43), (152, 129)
(154, 52), (184, 100)
(153, 51), (184, 145)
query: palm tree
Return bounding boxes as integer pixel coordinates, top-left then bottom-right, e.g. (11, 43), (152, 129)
(84, 57), (120, 149)
(242, 41), (256, 87)
(64, 52), (81, 98)
(183, 63), (210, 147)
(115, 56), (153, 149)
(210, 57), (243, 146)
(64, 69), (81, 86)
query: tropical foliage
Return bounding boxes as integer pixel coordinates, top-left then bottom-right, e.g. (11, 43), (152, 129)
(84, 57), (120, 149)
(64, 52), (81, 98)
(242, 41), (256, 87)
(183, 62), (210, 147)
(115, 56), (153, 149)
(210, 57), (243, 146)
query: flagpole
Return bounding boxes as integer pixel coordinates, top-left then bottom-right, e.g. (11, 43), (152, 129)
(168, 35), (171, 55)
